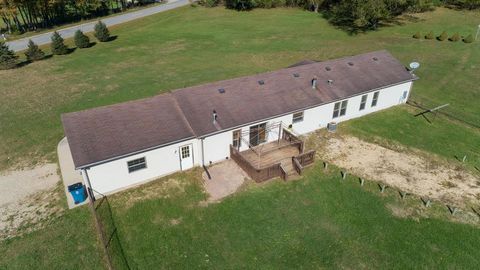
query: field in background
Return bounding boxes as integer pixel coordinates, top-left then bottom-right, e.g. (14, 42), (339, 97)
(0, 6), (479, 269)
(0, 6), (479, 170)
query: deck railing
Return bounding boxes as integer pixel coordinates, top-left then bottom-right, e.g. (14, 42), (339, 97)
(230, 145), (285, 182)
(292, 150), (316, 176)
(282, 129), (304, 153)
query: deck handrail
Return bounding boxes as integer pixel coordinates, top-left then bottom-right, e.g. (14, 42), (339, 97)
(230, 145), (284, 182)
(292, 156), (303, 175)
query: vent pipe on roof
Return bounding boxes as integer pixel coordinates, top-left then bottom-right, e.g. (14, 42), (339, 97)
(212, 110), (218, 123)
(311, 78), (317, 89)
(327, 79), (334, 85)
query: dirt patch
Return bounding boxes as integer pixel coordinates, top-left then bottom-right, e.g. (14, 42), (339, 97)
(0, 163), (63, 240)
(315, 134), (480, 207)
(121, 177), (187, 209)
(0, 183), (64, 240)
(202, 160), (249, 202)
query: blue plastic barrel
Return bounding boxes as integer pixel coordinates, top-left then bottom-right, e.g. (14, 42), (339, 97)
(68, 182), (87, 204)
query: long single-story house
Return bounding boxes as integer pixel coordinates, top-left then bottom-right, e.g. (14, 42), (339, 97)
(62, 50), (417, 197)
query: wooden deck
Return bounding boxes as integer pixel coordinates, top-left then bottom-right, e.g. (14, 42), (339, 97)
(240, 139), (300, 169)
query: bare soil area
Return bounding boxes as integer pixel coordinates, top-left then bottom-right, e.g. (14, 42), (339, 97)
(0, 164), (63, 240)
(311, 133), (480, 207)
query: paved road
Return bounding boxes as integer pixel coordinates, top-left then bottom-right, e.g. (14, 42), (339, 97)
(6, 0), (189, 52)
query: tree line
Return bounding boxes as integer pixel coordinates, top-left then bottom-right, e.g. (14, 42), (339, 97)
(0, 0), (157, 34)
(0, 21), (111, 69)
(202, 0), (480, 31)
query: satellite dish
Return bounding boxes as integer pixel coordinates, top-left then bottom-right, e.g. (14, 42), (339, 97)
(409, 62), (420, 70)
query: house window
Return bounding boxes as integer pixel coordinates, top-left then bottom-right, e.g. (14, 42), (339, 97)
(371, 91), (379, 107)
(127, 157), (146, 173)
(181, 146), (190, 159)
(359, 94), (367, 111)
(292, 111), (304, 123)
(333, 100), (348, 118)
(232, 129), (241, 148)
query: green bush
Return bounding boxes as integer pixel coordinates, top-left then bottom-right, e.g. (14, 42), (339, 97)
(449, 32), (461, 42)
(225, 0), (255, 10)
(425, 31), (434, 39)
(463, 34), (474, 43)
(51, 31), (69, 55)
(437, 31), (448, 41)
(74, 30), (90, 48)
(0, 41), (18, 69)
(24, 40), (45, 61)
(94, 21), (111, 42)
(412, 32), (421, 39)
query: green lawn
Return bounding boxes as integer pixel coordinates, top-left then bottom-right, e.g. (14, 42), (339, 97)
(0, 6), (479, 269)
(0, 206), (104, 269)
(0, 6), (479, 170)
(100, 165), (480, 269)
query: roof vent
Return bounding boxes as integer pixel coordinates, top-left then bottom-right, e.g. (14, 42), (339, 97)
(327, 79), (334, 85)
(325, 66), (331, 71)
(373, 57), (378, 61)
(293, 73), (300, 78)
(311, 78), (317, 89)
(348, 62), (354, 66)
(212, 110), (218, 123)
(218, 88), (225, 94)
(258, 80), (265, 85)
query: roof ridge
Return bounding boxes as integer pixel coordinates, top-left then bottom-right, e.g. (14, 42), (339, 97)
(169, 92), (197, 137)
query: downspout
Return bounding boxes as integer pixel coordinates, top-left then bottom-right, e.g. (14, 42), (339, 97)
(201, 138), (205, 166)
(81, 168), (95, 202)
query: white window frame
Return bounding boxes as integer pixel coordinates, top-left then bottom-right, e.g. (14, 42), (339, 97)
(359, 94), (367, 111)
(333, 100), (348, 118)
(127, 157), (147, 173)
(292, 111), (304, 124)
(371, 91), (379, 107)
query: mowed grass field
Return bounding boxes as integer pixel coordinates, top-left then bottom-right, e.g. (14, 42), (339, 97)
(73, 166), (480, 268)
(1, 5), (480, 270)
(0, 6), (479, 170)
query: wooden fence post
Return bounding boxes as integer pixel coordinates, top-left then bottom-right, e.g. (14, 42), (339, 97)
(359, 178), (364, 186)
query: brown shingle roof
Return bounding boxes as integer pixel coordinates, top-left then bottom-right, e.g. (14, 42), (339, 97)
(172, 50), (415, 137)
(62, 94), (195, 168)
(62, 50), (416, 168)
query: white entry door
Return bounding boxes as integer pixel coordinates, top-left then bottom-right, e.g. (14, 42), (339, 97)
(179, 144), (193, 170)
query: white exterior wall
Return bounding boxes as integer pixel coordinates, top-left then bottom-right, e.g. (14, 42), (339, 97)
(85, 138), (200, 195)
(81, 81), (412, 195)
(202, 81), (412, 164)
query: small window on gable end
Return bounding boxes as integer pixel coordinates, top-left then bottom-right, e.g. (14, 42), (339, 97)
(127, 157), (146, 173)
(292, 111), (304, 124)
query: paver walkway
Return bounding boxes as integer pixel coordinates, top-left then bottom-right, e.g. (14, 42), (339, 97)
(202, 160), (249, 201)
(6, 0), (189, 52)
